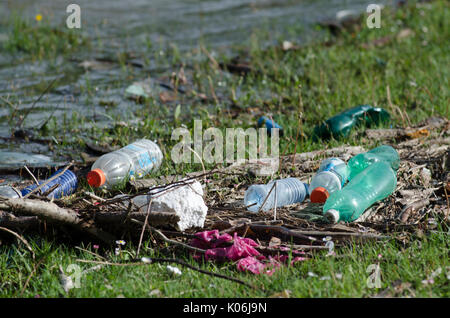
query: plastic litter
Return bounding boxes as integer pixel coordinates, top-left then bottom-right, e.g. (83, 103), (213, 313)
(190, 230), (306, 275)
(0, 185), (22, 198)
(244, 177), (308, 212)
(309, 157), (349, 203)
(323, 161), (397, 223)
(313, 105), (390, 140)
(257, 116), (283, 136)
(87, 139), (163, 189)
(347, 145), (400, 181)
(21, 169), (78, 199)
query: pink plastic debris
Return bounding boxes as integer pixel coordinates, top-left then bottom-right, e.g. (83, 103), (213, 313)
(202, 233), (260, 261)
(191, 230), (307, 275)
(190, 230), (233, 249)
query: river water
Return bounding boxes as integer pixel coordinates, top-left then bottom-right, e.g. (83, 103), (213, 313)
(0, 0), (390, 162)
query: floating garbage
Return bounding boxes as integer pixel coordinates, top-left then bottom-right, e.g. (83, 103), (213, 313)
(347, 145), (400, 180)
(257, 116), (283, 136)
(309, 158), (349, 203)
(21, 169), (78, 199)
(0, 185), (22, 198)
(87, 139), (163, 189)
(323, 161), (397, 223)
(125, 81), (151, 101)
(313, 105), (390, 140)
(244, 177), (308, 212)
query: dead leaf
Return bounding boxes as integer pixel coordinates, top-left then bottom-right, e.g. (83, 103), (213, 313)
(269, 237), (282, 247)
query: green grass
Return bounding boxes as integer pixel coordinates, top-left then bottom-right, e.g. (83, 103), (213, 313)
(1, 12), (88, 59)
(0, 0), (449, 297)
(0, 230), (448, 297)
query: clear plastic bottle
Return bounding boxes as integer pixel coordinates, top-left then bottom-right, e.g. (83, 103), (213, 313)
(21, 169), (78, 199)
(323, 161), (397, 223)
(244, 177), (309, 212)
(87, 139), (163, 188)
(309, 158), (349, 203)
(347, 145), (399, 181)
(0, 185), (22, 198)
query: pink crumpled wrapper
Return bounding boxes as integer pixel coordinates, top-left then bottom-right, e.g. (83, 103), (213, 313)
(191, 230), (306, 275)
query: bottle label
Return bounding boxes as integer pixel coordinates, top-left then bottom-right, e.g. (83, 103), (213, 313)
(322, 162), (345, 187)
(122, 144), (159, 178)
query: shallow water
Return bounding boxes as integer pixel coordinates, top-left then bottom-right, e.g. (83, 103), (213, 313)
(0, 0), (389, 157)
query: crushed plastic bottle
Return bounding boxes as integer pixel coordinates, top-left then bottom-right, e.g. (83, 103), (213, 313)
(258, 116), (283, 136)
(309, 158), (349, 203)
(347, 145), (400, 180)
(87, 139), (163, 189)
(0, 185), (22, 198)
(244, 177), (308, 212)
(21, 169), (78, 199)
(323, 161), (397, 223)
(313, 105), (390, 140)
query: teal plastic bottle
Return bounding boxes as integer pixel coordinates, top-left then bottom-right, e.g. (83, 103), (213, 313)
(313, 105), (390, 140)
(347, 145), (399, 181)
(323, 161), (397, 223)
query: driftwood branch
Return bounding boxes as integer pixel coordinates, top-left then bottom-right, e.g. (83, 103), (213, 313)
(94, 210), (180, 226)
(0, 197), (115, 244)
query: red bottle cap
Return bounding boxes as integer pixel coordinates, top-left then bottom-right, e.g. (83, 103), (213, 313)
(310, 187), (330, 203)
(87, 169), (106, 187)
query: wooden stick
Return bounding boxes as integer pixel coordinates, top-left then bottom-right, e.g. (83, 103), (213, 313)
(0, 226), (35, 259)
(129, 218), (206, 254)
(136, 198), (153, 256)
(0, 197), (115, 244)
(257, 182), (276, 213)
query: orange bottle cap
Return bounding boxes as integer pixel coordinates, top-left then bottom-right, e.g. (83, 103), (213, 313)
(310, 187), (330, 203)
(87, 169), (106, 187)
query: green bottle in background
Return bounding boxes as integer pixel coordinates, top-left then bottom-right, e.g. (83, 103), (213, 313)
(323, 161), (397, 223)
(347, 145), (400, 181)
(313, 105), (390, 140)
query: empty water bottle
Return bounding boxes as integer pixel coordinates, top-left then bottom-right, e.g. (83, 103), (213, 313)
(323, 161), (397, 223)
(347, 145), (399, 180)
(313, 105), (390, 140)
(21, 169), (78, 199)
(244, 177), (308, 212)
(0, 185), (22, 198)
(87, 139), (163, 189)
(309, 158), (349, 203)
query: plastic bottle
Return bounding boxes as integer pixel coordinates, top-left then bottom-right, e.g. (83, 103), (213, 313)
(258, 116), (283, 136)
(21, 169), (78, 199)
(313, 105), (390, 140)
(323, 161), (397, 223)
(347, 145), (399, 181)
(309, 158), (349, 203)
(244, 177), (308, 212)
(0, 185), (22, 198)
(87, 139), (163, 188)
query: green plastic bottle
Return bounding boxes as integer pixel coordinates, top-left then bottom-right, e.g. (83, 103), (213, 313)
(313, 105), (390, 140)
(347, 145), (399, 181)
(323, 161), (397, 223)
